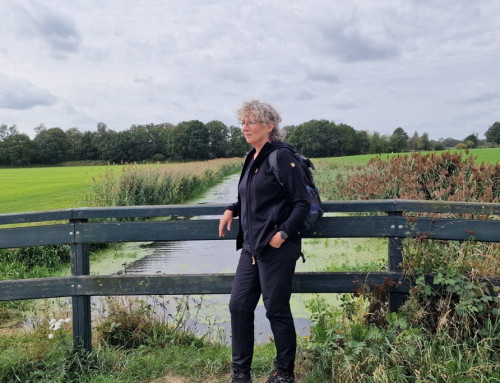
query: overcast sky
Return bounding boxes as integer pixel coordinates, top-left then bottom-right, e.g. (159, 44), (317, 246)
(1, 0), (499, 141)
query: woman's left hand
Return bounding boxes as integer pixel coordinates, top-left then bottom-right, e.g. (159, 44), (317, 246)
(269, 232), (286, 248)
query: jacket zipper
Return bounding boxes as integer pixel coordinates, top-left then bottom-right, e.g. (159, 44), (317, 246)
(246, 164), (257, 265)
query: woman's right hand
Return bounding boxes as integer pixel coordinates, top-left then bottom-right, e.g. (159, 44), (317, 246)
(219, 209), (233, 237)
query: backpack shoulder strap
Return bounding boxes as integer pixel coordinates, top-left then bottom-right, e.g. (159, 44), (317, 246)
(268, 148), (285, 187)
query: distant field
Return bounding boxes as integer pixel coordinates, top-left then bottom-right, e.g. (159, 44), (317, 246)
(326, 147), (500, 165)
(0, 148), (498, 214)
(0, 165), (115, 214)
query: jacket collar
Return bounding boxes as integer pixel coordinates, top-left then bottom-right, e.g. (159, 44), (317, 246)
(250, 141), (289, 163)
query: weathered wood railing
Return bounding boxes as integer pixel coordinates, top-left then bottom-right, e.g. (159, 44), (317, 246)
(1, 200), (499, 352)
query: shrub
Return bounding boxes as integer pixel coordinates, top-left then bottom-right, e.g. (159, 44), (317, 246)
(300, 152), (500, 382)
(95, 296), (205, 349)
(333, 151), (500, 202)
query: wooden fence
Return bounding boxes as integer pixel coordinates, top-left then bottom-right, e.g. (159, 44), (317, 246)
(1, 200), (499, 352)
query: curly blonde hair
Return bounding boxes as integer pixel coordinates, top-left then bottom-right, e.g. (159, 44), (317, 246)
(236, 100), (284, 142)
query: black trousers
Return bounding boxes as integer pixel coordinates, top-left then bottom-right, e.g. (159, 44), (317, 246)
(229, 240), (300, 373)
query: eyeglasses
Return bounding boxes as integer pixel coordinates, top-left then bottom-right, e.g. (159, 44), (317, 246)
(239, 121), (260, 127)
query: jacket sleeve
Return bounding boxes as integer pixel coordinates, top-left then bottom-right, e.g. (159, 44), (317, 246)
(225, 201), (239, 217)
(276, 149), (311, 236)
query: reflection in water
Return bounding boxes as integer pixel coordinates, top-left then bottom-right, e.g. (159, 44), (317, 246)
(125, 240), (238, 275)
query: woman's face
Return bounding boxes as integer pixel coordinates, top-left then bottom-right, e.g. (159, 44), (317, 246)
(240, 114), (274, 149)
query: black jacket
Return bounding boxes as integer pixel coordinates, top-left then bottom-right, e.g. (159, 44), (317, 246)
(227, 141), (311, 256)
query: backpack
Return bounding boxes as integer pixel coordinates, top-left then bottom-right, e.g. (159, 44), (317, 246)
(268, 147), (324, 234)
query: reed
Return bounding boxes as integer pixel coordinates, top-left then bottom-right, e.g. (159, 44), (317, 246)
(85, 158), (242, 207)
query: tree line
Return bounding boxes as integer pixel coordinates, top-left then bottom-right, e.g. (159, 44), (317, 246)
(0, 120), (499, 166)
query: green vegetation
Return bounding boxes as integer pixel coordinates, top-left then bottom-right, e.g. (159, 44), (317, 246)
(300, 151), (500, 382)
(85, 158), (242, 207)
(1, 151), (499, 382)
(0, 158), (242, 319)
(0, 158), (242, 213)
(0, 166), (108, 213)
(2, 148), (495, 214)
(315, 149), (499, 202)
(2, 118), (498, 167)
(324, 147), (500, 166)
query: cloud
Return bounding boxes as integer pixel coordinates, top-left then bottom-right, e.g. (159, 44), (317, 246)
(452, 83), (499, 104)
(0, 0), (499, 141)
(10, 1), (81, 59)
(0, 75), (57, 110)
(321, 24), (399, 62)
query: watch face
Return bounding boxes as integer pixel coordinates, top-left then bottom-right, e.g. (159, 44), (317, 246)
(279, 231), (288, 239)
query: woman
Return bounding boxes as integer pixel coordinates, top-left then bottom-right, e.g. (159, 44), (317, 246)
(219, 100), (310, 383)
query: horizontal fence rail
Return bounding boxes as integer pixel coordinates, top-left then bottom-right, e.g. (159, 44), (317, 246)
(0, 200), (499, 352)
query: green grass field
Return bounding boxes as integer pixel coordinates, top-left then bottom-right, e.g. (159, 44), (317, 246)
(0, 148), (498, 214)
(0, 166), (112, 214)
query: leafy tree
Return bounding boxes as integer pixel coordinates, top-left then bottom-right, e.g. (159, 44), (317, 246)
(94, 122), (110, 161)
(464, 133), (478, 148)
(0, 133), (35, 165)
(147, 123), (173, 161)
(433, 141), (445, 151)
(0, 124), (19, 140)
(282, 124), (297, 139)
(65, 127), (84, 161)
(288, 120), (335, 157)
(80, 131), (99, 161)
(354, 130), (371, 154)
(206, 120), (229, 158)
(408, 132), (419, 151)
(33, 127), (70, 164)
(442, 137), (461, 148)
(417, 132), (431, 151)
(336, 123), (358, 156)
(92, 123), (122, 162)
(485, 121), (500, 145)
(170, 120), (209, 160)
(389, 127), (409, 153)
(227, 125), (248, 157)
(125, 124), (156, 161)
(369, 132), (390, 154)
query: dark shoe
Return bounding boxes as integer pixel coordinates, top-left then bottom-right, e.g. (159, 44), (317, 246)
(265, 369), (295, 383)
(229, 368), (252, 383)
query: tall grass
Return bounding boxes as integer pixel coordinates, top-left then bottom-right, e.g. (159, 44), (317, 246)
(85, 158), (242, 207)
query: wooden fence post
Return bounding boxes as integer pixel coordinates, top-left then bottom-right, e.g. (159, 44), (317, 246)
(70, 219), (92, 352)
(388, 211), (405, 312)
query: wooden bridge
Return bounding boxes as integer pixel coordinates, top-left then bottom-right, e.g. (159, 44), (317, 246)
(1, 200), (499, 352)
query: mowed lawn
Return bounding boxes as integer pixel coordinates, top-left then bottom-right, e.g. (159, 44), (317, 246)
(0, 166), (113, 214)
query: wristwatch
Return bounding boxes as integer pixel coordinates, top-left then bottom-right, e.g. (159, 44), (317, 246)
(279, 230), (288, 240)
